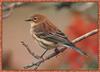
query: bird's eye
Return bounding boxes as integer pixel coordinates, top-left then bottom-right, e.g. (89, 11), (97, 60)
(33, 17), (38, 21)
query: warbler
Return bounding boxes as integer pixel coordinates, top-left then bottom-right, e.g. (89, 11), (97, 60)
(25, 14), (87, 58)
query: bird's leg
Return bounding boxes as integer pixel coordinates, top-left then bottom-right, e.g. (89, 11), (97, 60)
(55, 48), (60, 58)
(55, 48), (60, 54)
(33, 49), (48, 60)
(40, 49), (48, 58)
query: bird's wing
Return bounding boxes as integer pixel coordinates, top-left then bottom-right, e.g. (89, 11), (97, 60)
(35, 30), (74, 46)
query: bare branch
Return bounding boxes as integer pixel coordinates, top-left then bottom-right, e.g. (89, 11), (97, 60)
(3, 2), (24, 19)
(21, 29), (98, 70)
(21, 41), (42, 59)
(72, 29), (98, 43)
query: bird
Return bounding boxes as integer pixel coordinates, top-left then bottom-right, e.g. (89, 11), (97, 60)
(25, 14), (87, 59)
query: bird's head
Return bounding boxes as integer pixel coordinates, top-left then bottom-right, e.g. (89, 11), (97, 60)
(25, 14), (46, 26)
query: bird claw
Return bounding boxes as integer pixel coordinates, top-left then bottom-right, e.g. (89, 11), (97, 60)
(55, 48), (60, 58)
(55, 48), (60, 54)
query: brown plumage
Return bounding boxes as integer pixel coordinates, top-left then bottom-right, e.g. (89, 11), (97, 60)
(25, 14), (87, 58)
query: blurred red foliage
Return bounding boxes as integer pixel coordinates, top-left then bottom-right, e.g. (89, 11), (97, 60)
(64, 12), (98, 69)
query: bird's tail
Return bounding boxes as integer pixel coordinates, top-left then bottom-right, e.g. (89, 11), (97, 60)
(65, 45), (87, 56)
(72, 46), (87, 56)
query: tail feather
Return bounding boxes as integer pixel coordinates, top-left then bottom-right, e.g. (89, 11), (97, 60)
(64, 45), (87, 56)
(72, 46), (87, 56)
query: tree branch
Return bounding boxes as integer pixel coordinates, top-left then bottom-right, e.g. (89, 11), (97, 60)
(72, 29), (98, 43)
(21, 41), (42, 59)
(21, 29), (98, 70)
(3, 2), (24, 19)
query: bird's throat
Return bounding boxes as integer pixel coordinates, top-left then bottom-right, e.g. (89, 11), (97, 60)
(30, 22), (37, 27)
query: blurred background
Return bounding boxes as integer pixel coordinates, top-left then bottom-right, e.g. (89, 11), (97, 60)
(2, 2), (98, 70)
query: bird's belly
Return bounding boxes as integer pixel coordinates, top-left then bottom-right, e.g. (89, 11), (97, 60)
(38, 39), (57, 50)
(39, 41), (57, 50)
(32, 34), (57, 50)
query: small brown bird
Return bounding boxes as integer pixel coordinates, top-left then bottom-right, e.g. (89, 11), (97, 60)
(25, 14), (87, 58)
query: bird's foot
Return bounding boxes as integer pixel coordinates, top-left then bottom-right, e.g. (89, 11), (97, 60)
(55, 48), (60, 54)
(55, 48), (60, 58)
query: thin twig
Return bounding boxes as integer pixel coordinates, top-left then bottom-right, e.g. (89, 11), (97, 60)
(3, 3), (24, 19)
(21, 41), (41, 59)
(72, 29), (98, 43)
(21, 29), (98, 70)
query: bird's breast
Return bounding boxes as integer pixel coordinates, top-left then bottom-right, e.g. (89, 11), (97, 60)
(32, 33), (54, 45)
(30, 27), (57, 49)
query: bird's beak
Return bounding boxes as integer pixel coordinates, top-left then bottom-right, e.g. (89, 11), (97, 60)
(25, 18), (32, 21)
